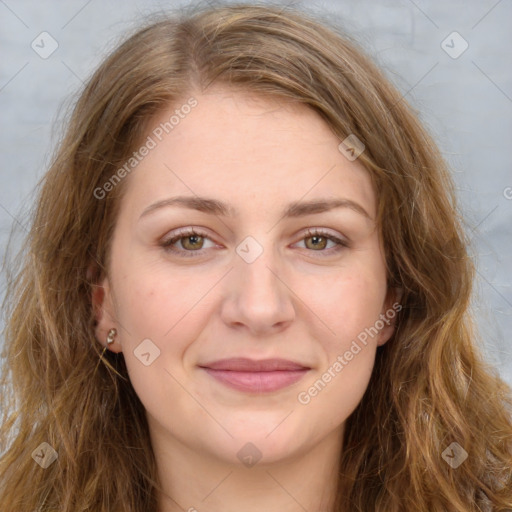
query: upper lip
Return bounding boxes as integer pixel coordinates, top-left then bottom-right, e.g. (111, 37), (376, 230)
(199, 358), (310, 372)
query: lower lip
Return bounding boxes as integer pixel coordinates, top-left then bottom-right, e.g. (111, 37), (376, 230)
(202, 368), (309, 393)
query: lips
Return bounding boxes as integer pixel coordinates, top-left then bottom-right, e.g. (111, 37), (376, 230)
(199, 358), (310, 393)
(200, 358), (309, 372)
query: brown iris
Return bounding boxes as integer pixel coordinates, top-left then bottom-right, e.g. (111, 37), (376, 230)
(181, 234), (204, 250)
(304, 234), (328, 250)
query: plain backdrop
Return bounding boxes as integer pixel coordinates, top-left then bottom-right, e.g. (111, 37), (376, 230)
(1, 0), (511, 387)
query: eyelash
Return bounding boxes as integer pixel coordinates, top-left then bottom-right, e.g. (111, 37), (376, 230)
(160, 227), (349, 258)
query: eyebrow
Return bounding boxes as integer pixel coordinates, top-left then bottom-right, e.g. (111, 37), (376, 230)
(139, 195), (371, 221)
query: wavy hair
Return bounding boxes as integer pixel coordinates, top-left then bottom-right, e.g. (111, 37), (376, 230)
(1, 3), (511, 511)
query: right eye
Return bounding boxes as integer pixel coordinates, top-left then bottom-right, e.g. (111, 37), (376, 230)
(160, 227), (217, 257)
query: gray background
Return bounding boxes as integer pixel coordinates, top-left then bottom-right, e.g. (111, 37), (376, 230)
(1, 0), (511, 386)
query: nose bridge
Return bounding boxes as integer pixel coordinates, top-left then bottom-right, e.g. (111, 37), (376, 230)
(236, 234), (283, 302)
(222, 233), (295, 331)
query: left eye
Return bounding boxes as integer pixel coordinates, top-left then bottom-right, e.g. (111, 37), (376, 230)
(299, 228), (348, 253)
(160, 228), (348, 258)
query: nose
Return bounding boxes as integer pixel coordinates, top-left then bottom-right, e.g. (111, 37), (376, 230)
(220, 244), (296, 336)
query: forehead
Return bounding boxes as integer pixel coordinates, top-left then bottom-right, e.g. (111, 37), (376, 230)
(119, 87), (376, 221)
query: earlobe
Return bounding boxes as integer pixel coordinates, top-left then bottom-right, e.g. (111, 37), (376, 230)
(376, 323), (394, 347)
(376, 286), (403, 347)
(91, 276), (122, 353)
(394, 286), (403, 306)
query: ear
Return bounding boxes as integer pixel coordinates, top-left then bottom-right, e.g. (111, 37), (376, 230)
(91, 272), (123, 353)
(376, 286), (403, 347)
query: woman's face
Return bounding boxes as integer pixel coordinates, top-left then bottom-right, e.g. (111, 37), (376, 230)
(94, 87), (397, 467)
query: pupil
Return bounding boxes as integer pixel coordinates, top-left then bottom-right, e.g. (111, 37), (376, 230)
(310, 235), (326, 250)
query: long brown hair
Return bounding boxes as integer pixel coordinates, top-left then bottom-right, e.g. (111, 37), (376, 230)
(1, 3), (511, 511)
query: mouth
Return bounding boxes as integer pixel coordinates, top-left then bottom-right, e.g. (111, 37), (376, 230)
(198, 358), (311, 393)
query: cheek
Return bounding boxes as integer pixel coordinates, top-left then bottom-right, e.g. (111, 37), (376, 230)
(111, 261), (219, 401)
(112, 267), (205, 421)
(115, 262), (206, 341)
(296, 273), (382, 424)
(298, 262), (386, 415)
(313, 264), (387, 348)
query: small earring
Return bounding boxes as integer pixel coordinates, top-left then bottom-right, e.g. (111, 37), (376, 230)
(106, 328), (117, 346)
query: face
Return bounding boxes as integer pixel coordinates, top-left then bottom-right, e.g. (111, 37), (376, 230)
(93, 87), (397, 467)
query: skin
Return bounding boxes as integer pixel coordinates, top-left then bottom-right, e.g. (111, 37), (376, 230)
(93, 86), (398, 512)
